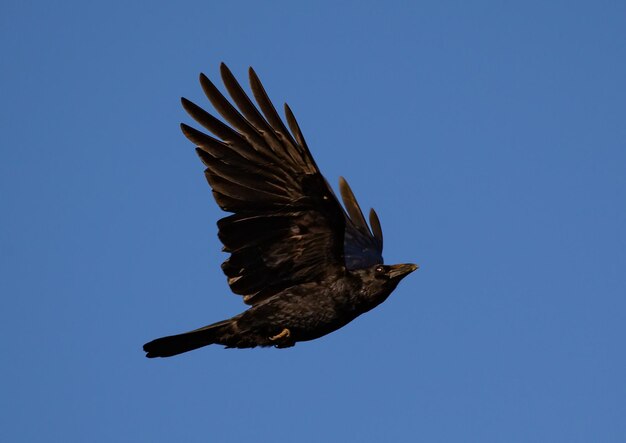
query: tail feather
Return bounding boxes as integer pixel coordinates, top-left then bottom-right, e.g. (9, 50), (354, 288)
(143, 319), (233, 358)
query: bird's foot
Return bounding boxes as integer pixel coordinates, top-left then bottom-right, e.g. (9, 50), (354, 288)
(269, 328), (294, 348)
(269, 328), (290, 341)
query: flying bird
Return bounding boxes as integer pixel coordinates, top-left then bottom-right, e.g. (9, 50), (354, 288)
(143, 63), (417, 358)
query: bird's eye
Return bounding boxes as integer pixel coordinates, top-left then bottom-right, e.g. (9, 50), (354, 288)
(375, 265), (385, 274)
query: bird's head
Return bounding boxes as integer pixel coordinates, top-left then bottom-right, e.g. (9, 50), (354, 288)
(355, 263), (419, 305)
(375, 263), (419, 286)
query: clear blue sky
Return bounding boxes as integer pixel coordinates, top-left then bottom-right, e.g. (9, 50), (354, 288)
(2, 1), (625, 442)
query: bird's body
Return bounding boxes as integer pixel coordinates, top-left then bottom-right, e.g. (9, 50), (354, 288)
(145, 263), (416, 356)
(143, 64), (417, 358)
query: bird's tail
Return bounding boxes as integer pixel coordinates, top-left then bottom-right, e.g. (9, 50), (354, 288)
(143, 319), (235, 358)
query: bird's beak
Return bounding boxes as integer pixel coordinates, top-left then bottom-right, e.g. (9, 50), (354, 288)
(388, 263), (419, 280)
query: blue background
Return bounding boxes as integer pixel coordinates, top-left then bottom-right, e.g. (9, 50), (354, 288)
(2, 1), (625, 441)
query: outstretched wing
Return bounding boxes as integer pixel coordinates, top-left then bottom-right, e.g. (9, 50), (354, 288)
(181, 63), (347, 305)
(339, 177), (384, 270)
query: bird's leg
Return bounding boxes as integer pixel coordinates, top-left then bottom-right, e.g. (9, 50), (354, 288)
(269, 328), (290, 341)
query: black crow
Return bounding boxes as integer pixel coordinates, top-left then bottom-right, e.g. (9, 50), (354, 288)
(143, 64), (417, 357)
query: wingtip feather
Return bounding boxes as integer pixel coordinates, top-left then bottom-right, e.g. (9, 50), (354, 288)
(369, 208), (384, 246)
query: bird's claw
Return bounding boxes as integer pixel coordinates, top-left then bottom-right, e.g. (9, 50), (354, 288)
(269, 328), (290, 341)
(269, 328), (293, 348)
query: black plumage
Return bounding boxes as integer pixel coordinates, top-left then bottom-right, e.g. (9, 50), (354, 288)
(143, 64), (417, 358)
